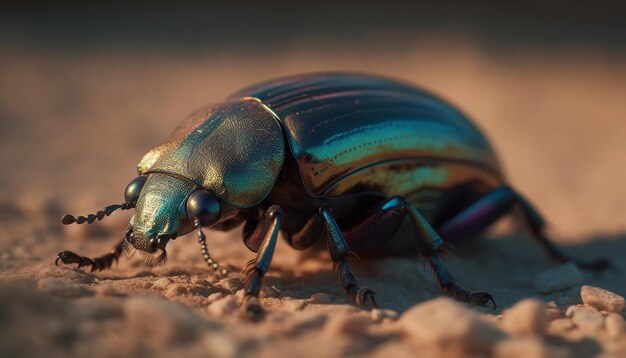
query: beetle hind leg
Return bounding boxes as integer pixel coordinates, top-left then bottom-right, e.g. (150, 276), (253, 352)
(437, 186), (609, 270)
(55, 238), (125, 272)
(515, 193), (610, 270)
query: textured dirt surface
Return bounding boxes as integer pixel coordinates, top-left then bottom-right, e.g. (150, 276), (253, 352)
(1, 41), (625, 357)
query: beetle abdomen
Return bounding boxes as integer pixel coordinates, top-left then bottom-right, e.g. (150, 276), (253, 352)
(232, 73), (503, 199)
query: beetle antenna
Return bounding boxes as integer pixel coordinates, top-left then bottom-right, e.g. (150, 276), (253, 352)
(62, 203), (131, 225)
(196, 225), (228, 276)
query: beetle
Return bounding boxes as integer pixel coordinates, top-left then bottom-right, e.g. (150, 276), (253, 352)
(56, 72), (608, 320)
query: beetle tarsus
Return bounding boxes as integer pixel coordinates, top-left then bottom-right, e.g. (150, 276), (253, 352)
(443, 283), (496, 309)
(56, 250), (95, 269)
(242, 296), (265, 322)
(467, 291), (497, 309)
(355, 287), (378, 308)
(55, 239), (124, 272)
(428, 254), (497, 309)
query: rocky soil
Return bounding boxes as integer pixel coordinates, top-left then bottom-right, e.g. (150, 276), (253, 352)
(1, 41), (625, 357)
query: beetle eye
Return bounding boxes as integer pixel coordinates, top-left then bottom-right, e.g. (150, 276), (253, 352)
(124, 176), (147, 207)
(186, 189), (221, 227)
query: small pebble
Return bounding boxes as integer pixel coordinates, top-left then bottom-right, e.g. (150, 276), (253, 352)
(581, 285), (625, 313)
(494, 337), (570, 358)
(565, 304), (584, 318)
(95, 283), (125, 297)
(39, 265), (96, 284)
(400, 297), (507, 352)
(124, 297), (214, 345)
(220, 277), (243, 293)
(189, 285), (218, 297)
(165, 284), (187, 298)
(501, 298), (547, 335)
(371, 308), (399, 323)
(37, 278), (92, 298)
(203, 331), (240, 357)
(550, 318), (574, 331)
(326, 314), (371, 336)
(309, 292), (334, 304)
(605, 313), (625, 339)
(533, 263), (583, 294)
(371, 308), (385, 323)
(152, 277), (174, 290)
(570, 306), (604, 332)
(73, 299), (124, 320)
(191, 276), (210, 287)
(545, 301), (561, 321)
(284, 299), (307, 312)
(208, 292), (226, 303)
(277, 311), (328, 335)
(207, 295), (239, 317)
(260, 285), (280, 298)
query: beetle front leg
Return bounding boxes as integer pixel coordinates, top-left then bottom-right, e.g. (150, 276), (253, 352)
(55, 238), (125, 272)
(241, 205), (282, 321)
(319, 206), (378, 308)
(404, 201), (496, 308)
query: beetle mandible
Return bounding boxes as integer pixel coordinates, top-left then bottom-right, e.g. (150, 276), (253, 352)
(56, 73), (608, 319)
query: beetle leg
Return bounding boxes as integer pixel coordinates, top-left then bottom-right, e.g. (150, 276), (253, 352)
(437, 186), (609, 270)
(514, 192), (610, 270)
(319, 205), (378, 309)
(404, 200), (497, 309)
(287, 214), (326, 250)
(242, 205), (282, 321)
(343, 196), (407, 251)
(437, 186), (517, 242)
(55, 238), (125, 272)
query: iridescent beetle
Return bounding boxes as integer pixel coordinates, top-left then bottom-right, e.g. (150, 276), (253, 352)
(57, 73), (607, 319)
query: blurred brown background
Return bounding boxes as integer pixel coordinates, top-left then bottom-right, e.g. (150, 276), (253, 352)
(1, 1), (625, 239)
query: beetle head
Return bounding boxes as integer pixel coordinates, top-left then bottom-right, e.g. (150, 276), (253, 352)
(123, 174), (193, 261)
(63, 173), (227, 266)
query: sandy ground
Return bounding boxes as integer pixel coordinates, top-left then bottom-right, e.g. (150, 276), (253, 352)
(1, 41), (625, 357)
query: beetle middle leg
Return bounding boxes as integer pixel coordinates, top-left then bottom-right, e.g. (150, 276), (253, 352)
(55, 238), (125, 272)
(241, 205), (282, 321)
(403, 200), (496, 308)
(318, 206), (379, 308)
(342, 196), (495, 308)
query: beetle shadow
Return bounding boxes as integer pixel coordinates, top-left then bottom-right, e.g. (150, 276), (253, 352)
(441, 231), (626, 319)
(272, 231), (626, 314)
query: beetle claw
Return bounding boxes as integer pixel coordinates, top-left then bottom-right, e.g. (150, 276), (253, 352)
(355, 287), (379, 308)
(468, 291), (497, 310)
(243, 296), (265, 322)
(55, 250), (98, 271)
